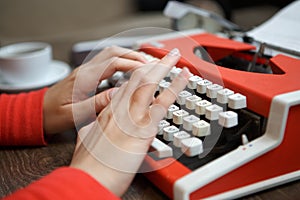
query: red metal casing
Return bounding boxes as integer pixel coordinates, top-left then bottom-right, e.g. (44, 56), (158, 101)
(139, 33), (300, 199)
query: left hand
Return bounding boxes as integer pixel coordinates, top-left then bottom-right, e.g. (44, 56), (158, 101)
(43, 46), (147, 134)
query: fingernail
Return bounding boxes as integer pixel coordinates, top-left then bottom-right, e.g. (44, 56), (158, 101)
(181, 67), (192, 79)
(109, 87), (119, 99)
(168, 48), (180, 57)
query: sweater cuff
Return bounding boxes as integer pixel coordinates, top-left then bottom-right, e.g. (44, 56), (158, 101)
(4, 167), (120, 200)
(0, 88), (48, 146)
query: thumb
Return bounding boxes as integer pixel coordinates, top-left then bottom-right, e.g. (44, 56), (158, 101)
(72, 88), (119, 128)
(94, 87), (119, 113)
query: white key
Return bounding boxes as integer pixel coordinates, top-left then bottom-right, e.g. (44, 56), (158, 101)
(177, 90), (192, 105)
(157, 79), (166, 92)
(144, 53), (157, 62)
(170, 67), (182, 80)
(228, 93), (247, 109)
(188, 75), (203, 89)
(192, 120), (211, 137)
(143, 53), (152, 61)
(217, 88), (234, 104)
(205, 104), (223, 120)
(149, 41), (165, 48)
(218, 111), (238, 128)
(108, 71), (125, 86)
(185, 95), (202, 110)
(181, 137), (203, 157)
(206, 84), (223, 98)
(157, 120), (170, 135)
(166, 104), (179, 119)
(173, 110), (189, 125)
(173, 131), (190, 147)
(163, 125), (179, 141)
(151, 138), (173, 158)
(195, 100), (212, 115)
(159, 81), (171, 93)
(183, 115), (200, 131)
(196, 79), (212, 94)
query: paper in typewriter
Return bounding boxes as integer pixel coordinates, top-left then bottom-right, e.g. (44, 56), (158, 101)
(247, 0), (300, 56)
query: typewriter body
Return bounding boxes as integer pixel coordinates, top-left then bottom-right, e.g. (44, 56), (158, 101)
(136, 31), (300, 200)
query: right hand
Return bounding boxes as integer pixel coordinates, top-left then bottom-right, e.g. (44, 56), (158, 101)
(70, 48), (191, 196)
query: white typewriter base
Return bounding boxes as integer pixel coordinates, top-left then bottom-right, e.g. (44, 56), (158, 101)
(206, 170), (300, 200)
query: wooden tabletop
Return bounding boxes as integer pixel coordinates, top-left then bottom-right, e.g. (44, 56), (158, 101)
(0, 129), (299, 200)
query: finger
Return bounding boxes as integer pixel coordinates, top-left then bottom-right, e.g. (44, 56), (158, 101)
(117, 47), (148, 63)
(108, 81), (129, 112)
(146, 48), (181, 84)
(151, 67), (191, 119)
(77, 47), (147, 92)
(98, 46), (148, 63)
(75, 57), (144, 94)
(72, 88), (118, 126)
(149, 104), (167, 127)
(110, 64), (154, 105)
(93, 57), (146, 82)
(94, 87), (119, 113)
(130, 48), (181, 109)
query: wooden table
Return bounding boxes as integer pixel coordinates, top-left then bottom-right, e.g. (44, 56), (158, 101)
(0, 129), (300, 200)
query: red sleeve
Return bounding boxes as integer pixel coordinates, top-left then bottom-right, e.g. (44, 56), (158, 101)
(0, 88), (48, 146)
(2, 167), (120, 200)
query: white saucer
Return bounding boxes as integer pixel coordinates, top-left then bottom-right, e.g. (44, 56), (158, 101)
(0, 60), (71, 93)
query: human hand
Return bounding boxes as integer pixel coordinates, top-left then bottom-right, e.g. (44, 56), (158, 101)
(70, 48), (191, 196)
(43, 46), (147, 134)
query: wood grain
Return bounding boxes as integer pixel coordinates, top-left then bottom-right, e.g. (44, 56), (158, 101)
(0, 130), (299, 200)
(0, 131), (75, 197)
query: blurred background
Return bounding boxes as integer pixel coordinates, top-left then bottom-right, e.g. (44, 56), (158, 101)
(0, 0), (294, 64)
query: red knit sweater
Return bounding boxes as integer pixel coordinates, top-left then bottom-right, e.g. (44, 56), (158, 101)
(0, 89), (120, 200)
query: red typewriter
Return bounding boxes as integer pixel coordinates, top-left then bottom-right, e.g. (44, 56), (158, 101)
(136, 31), (300, 200)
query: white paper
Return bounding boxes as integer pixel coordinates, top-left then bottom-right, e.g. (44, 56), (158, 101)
(247, 0), (300, 56)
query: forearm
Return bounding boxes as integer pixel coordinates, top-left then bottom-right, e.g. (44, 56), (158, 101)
(0, 88), (48, 146)
(2, 167), (120, 200)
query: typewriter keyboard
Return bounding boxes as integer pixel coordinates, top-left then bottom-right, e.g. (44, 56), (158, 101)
(141, 53), (268, 171)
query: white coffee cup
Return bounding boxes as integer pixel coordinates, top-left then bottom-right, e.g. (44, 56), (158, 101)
(0, 42), (52, 85)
